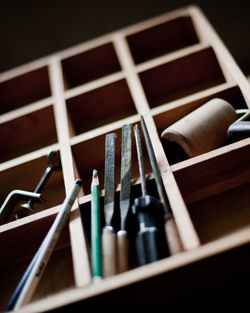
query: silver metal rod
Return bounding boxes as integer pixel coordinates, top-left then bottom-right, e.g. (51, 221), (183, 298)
(134, 124), (148, 197)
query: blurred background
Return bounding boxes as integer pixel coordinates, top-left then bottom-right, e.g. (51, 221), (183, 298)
(1, 0), (250, 75)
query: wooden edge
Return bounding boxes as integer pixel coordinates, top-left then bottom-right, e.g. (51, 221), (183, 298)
(171, 137), (250, 173)
(13, 224), (250, 313)
(49, 57), (91, 287)
(0, 6), (192, 83)
(0, 143), (60, 172)
(189, 5), (250, 106)
(112, 33), (151, 114)
(135, 42), (208, 73)
(150, 81), (236, 116)
(70, 114), (139, 146)
(0, 97), (52, 124)
(69, 205), (92, 286)
(65, 104), (85, 198)
(64, 71), (125, 100)
(0, 204), (61, 234)
(141, 113), (200, 250)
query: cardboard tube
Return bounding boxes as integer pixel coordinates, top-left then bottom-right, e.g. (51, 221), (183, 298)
(161, 98), (237, 158)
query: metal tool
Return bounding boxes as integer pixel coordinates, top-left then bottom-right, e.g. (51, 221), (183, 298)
(140, 115), (183, 255)
(228, 109), (250, 139)
(12, 179), (82, 310)
(0, 190), (42, 225)
(21, 150), (61, 212)
(102, 133), (117, 277)
(133, 124), (167, 265)
(117, 124), (132, 273)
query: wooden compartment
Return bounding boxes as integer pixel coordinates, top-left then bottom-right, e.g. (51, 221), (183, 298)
(173, 140), (250, 243)
(79, 178), (161, 270)
(72, 123), (151, 195)
(0, 215), (73, 311)
(66, 79), (137, 136)
(0, 67), (51, 114)
(139, 47), (226, 108)
(153, 85), (249, 164)
(61, 42), (121, 89)
(126, 15), (199, 64)
(0, 154), (65, 224)
(0, 105), (58, 163)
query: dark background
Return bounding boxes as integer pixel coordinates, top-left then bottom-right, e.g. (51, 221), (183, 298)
(1, 0), (250, 75)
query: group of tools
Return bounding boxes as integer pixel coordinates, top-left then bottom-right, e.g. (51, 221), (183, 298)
(90, 115), (183, 281)
(0, 150), (62, 225)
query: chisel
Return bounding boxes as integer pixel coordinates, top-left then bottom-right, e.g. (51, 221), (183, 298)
(117, 124), (132, 273)
(140, 115), (183, 255)
(133, 124), (167, 265)
(102, 133), (117, 277)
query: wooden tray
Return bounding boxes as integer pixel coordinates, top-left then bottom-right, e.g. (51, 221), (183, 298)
(1, 5), (250, 312)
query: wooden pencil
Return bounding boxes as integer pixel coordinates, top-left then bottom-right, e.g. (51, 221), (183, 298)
(91, 170), (102, 281)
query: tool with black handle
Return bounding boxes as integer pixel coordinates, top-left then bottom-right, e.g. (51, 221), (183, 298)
(117, 124), (132, 273)
(140, 115), (183, 255)
(133, 124), (168, 265)
(102, 133), (117, 277)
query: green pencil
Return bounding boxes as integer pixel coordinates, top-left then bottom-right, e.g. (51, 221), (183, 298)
(91, 169), (102, 281)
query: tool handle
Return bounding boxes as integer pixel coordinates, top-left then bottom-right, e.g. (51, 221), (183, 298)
(117, 230), (129, 273)
(102, 226), (117, 277)
(136, 227), (165, 266)
(164, 216), (183, 255)
(228, 121), (250, 137)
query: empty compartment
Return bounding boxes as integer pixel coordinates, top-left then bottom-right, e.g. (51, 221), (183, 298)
(0, 154), (65, 225)
(0, 105), (58, 163)
(72, 124), (151, 195)
(153, 85), (248, 164)
(127, 16), (199, 64)
(0, 216), (74, 310)
(173, 143), (250, 243)
(62, 43), (121, 89)
(0, 67), (51, 114)
(139, 47), (225, 109)
(66, 79), (137, 136)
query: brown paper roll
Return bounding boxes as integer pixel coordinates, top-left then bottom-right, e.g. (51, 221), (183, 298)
(161, 98), (238, 158)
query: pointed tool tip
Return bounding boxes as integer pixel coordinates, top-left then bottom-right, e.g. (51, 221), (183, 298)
(75, 179), (82, 187)
(92, 169), (99, 185)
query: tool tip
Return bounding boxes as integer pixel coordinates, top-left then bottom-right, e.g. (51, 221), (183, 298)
(75, 179), (82, 187)
(92, 170), (99, 185)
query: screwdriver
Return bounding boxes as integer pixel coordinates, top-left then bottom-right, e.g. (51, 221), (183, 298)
(140, 115), (183, 255)
(132, 124), (168, 266)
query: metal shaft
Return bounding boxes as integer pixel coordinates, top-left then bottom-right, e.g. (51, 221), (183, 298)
(134, 125), (148, 197)
(104, 133), (116, 226)
(140, 115), (171, 216)
(120, 124), (132, 230)
(21, 150), (61, 211)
